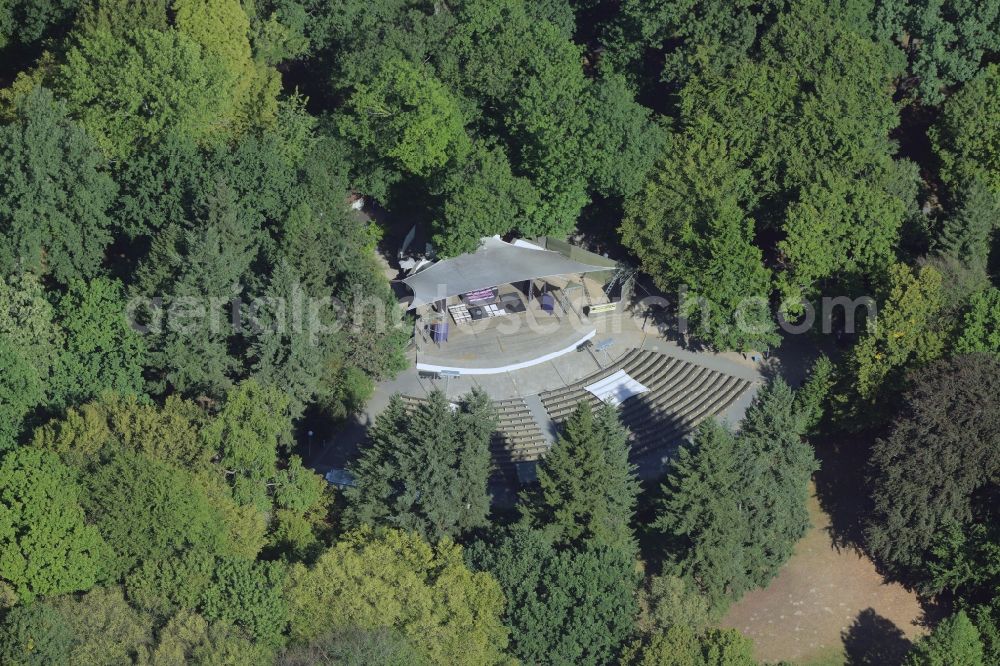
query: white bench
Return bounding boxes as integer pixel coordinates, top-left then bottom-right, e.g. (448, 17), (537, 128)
(448, 303), (472, 324)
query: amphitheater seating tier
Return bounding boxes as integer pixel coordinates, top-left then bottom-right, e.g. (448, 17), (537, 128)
(539, 349), (752, 457)
(399, 395), (550, 474)
(397, 348), (753, 479)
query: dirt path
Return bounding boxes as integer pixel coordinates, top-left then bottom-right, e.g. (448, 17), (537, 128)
(720, 486), (926, 665)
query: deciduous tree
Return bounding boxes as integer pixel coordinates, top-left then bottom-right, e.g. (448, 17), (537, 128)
(150, 609), (273, 666)
(277, 627), (425, 666)
(0, 0), (78, 48)
(621, 626), (757, 666)
(58, 27), (235, 159)
(339, 58), (471, 179)
(904, 611), (986, 666)
(847, 263), (945, 403)
(51, 586), (153, 665)
(0, 337), (44, 450)
(865, 354), (1000, 578)
(582, 73), (665, 199)
(0, 448), (106, 601)
(601, 0), (765, 85)
(777, 167), (912, 305)
(468, 525), (638, 666)
(52, 277), (146, 407)
(620, 127), (775, 351)
(200, 557), (287, 647)
(932, 64), (1000, 196)
(285, 528), (509, 664)
(102, 394), (212, 470)
(901, 0), (1000, 105)
(83, 451), (229, 579)
(954, 289), (1000, 355)
(0, 602), (74, 665)
(636, 574), (712, 636)
(202, 380), (292, 510)
(0, 273), (61, 392)
(57, 0), (279, 159)
(432, 142), (540, 256)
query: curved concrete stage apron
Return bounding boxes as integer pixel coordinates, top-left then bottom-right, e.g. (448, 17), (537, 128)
(415, 329), (596, 375)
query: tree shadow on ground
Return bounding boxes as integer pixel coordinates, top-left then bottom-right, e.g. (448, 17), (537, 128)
(812, 432), (872, 552)
(634, 477), (675, 576)
(842, 608), (913, 666)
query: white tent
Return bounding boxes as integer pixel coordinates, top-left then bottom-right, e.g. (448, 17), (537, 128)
(401, 237), (612, 310)
(584, 369), (649, 406)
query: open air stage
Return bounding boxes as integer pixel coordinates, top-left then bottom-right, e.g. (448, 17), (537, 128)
(411, 275), (617, 375)
(311, 235), (763, 487)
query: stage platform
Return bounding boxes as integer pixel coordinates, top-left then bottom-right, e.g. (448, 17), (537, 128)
(412, 276), (615, 374)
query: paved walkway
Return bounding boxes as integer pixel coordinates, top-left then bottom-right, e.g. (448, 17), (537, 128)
(523, 393), (558, 445)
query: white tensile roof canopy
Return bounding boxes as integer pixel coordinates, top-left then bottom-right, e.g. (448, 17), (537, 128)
(584, 369), (649, 406)
(402, 237), (612, 310)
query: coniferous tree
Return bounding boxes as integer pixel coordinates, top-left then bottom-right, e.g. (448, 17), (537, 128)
(135, 184), (258, 399)
(247, 261), (335, 421)
(0, 87), (116, 285)
(936, 177), (998, 273)
(657, 379), (816, 610)
(737, 379), (816, 583)
(453, 389), (496, 529)
(656, 419), (748, 611)
(524, 401), (639, 550)
(794, 354), (834, 434)
(344, 389), (495, 540)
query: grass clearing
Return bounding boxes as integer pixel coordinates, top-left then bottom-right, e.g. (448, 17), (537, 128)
(720, 485), (925, 665)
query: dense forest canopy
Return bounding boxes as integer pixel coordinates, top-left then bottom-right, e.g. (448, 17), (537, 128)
(0, 0), (998, 664)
